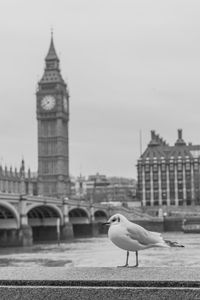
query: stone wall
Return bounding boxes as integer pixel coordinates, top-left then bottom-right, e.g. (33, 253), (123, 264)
(163, 217), (183, 231)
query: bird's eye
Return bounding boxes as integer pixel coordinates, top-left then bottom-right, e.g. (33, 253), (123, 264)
(112, 218), (116, 222)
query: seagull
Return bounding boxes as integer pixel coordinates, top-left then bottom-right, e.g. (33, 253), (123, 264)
(104, 213), (184, 267)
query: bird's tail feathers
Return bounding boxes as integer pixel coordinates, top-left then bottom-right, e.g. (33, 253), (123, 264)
(164, 239), (184, 248)
(154, 242), (170, 248)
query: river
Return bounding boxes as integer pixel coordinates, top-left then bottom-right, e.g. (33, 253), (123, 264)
(0, 232), (199, 268)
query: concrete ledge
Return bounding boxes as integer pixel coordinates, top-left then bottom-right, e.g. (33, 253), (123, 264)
(0, 267), (200, 299)
(1, 286), (200, 300)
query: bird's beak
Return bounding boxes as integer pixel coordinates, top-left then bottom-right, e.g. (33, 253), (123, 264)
(102, 221), (110, 226)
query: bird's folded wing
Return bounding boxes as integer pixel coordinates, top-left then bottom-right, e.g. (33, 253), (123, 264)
(127, 225), (164, 245)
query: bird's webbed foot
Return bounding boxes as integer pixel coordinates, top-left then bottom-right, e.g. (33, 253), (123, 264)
(117, 251), (130, 267)
(117, 264), (129, 268)
(128, 263), (139, 268)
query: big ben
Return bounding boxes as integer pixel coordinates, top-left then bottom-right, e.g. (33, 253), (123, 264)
(36, 34), (70, 198)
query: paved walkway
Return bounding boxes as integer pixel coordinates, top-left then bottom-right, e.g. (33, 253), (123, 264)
(0, 267), (200, 299)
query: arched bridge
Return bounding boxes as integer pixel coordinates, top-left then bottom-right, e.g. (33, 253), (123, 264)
(0, 193), (153, 246)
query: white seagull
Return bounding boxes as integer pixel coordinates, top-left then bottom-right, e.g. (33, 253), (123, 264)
(105, 213), (184, 267)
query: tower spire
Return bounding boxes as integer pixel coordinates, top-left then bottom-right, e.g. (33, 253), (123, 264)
(38, 34), (66, 85)
(45, 32), (59, 62)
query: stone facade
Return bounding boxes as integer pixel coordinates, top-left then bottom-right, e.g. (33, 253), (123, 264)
(0, 159), (37, 196)
(137, 129), (200, 207)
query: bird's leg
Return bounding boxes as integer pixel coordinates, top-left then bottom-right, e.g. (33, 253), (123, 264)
(117, 251), (129, 268)
(129, 251), (139, 268)
(135, 250), (139, 267)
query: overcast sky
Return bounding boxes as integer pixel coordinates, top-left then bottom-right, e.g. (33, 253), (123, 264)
(0, 0), (200, 179)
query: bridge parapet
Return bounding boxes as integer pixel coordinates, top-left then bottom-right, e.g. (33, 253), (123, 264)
(110, 206), (157, 221)
(25, 195), (63, 205)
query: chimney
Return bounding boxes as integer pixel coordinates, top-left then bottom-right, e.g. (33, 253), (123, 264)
(175, 128), (186, 146)
(151, 130), (155, 140)
(155, 134), (159, 142)
(178, 129), (182, 140)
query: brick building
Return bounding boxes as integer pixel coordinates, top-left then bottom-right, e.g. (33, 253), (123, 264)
(137, 129), (200, 207)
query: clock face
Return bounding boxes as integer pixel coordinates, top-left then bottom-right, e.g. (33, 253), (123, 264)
(41, 95), (56, 111)
(63, 96), (68, 112)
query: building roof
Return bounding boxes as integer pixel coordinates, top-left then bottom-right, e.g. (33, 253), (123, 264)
(140, 129), (200, 161)
(40, 69), (64, 84)
(39, 35), (66, 86)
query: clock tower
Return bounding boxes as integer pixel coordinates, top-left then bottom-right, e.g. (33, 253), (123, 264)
(36, 35), (70, 198)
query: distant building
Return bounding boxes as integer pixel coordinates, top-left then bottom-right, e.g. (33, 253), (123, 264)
(70, 175), (87, 199)
(137, 129), (200, 207)
(106, 177), (136, 204)
(86, 173), (111, 203)
(71, 173), (137, 204)
(0, 160), (37, 195)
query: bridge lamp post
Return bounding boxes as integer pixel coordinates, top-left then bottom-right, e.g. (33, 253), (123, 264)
(56, 218), (60, 246)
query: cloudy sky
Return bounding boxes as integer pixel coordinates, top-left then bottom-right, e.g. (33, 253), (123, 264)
(0, 0), (200, 178)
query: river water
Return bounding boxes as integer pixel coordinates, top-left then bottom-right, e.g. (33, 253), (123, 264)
(0, 232), (199, 268)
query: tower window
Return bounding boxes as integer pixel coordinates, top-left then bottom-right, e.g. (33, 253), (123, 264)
(186, 182), (191, 189)
(162, 191), (167, 200)
(154, 192), (159, 200)
(177, 172), (183, 180)
(42, 162), (48, 173)
(177, 163), (182, 171)
(178, 191), (183, 200)
(145, 191), (151, 200)
(47, 61), (56, 69)
(185, 163), (190, 170)
(153, 164), (158, 171)
(145, 165), (150, 172)
(145, 182), (150, 189)
(145, 174), (150, 181)
(161, 164), (166, 171)
(153, 173), (158, 180)
(185, 171), (191, 179)
(153, 182), (159, 189)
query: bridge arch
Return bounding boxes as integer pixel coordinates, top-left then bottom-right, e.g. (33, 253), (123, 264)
(94, 210), (108, 222)
(27, 204), (64, 242)
(0, 201), (20, 229)
(69, 208), (89, 224)
(27, 204), (63, 225)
